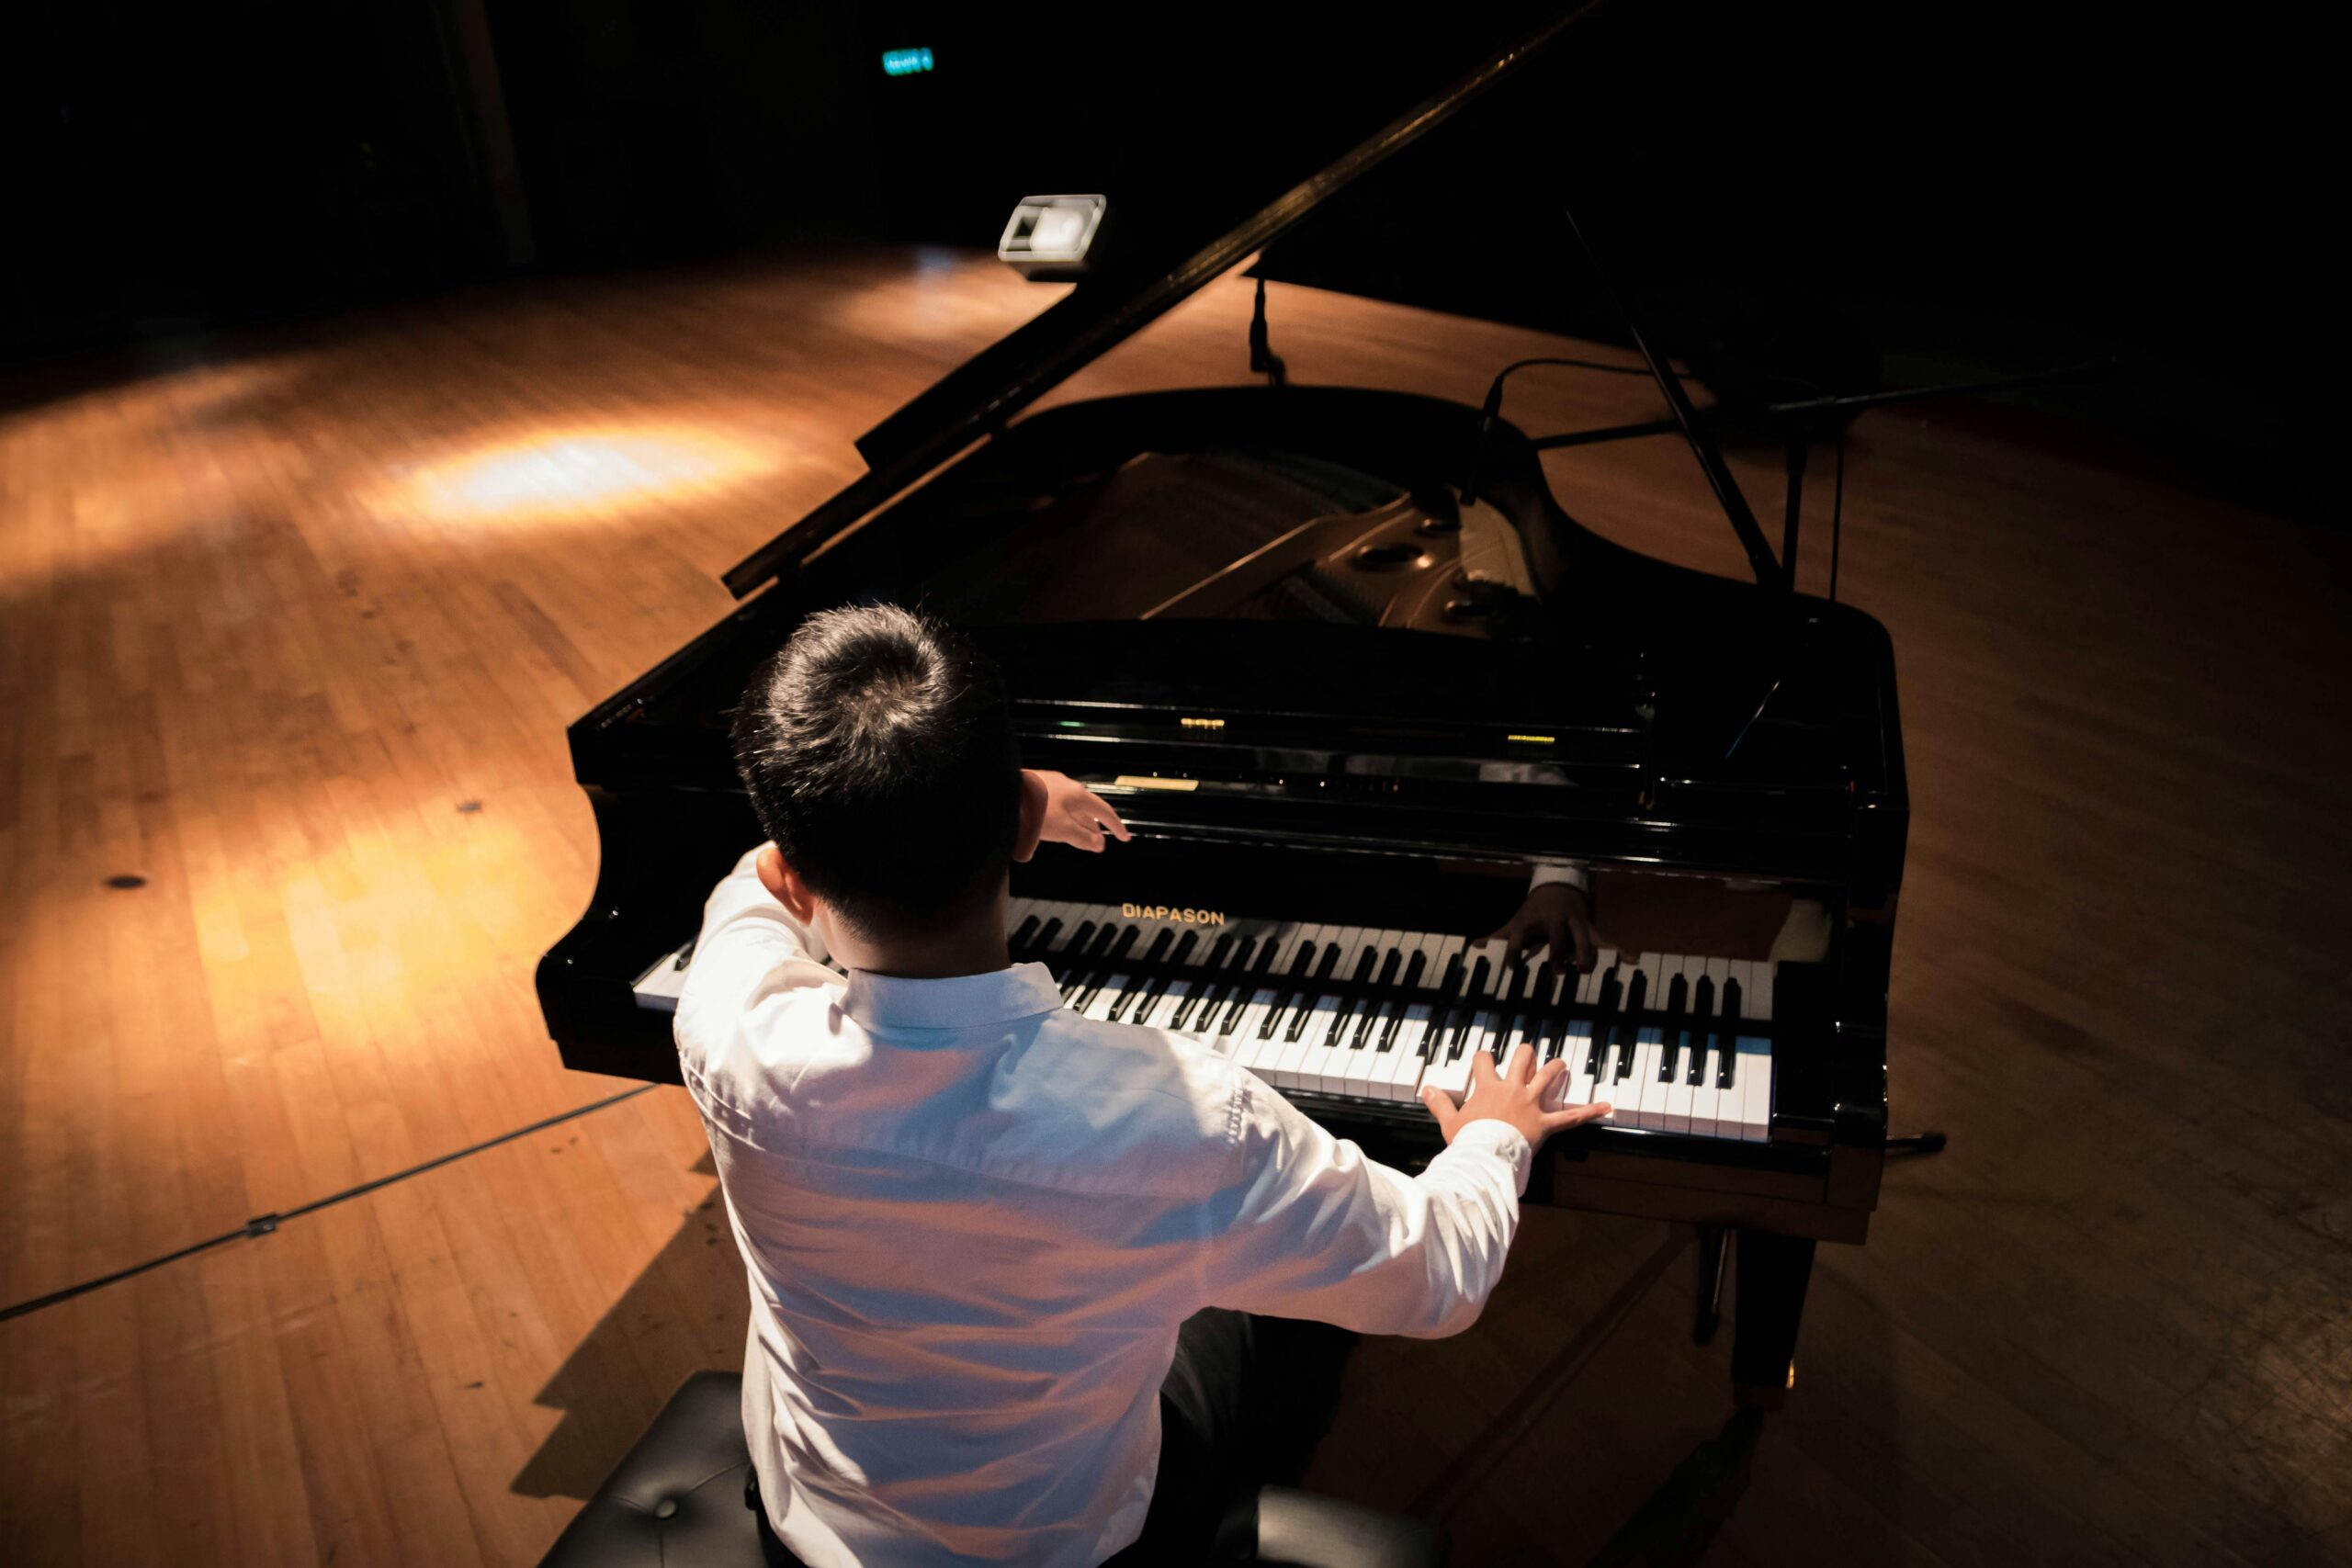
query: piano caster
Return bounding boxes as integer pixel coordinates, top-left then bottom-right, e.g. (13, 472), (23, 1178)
(1692, 1224), (1729, 1346)
(1724, 1227), (1815, 1413)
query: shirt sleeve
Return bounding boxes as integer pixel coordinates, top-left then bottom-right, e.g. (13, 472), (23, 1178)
(673, 849), (834, 1066)
(1528, 860), (1590, 898)
(693, 847), (831, 963)
(1195, 1078), (1531, 1339)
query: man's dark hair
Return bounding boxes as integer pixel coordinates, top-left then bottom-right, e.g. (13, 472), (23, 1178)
(731, 604), (1020, 939)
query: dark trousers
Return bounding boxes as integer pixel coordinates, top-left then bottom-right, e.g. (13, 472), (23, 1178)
(751, 1310), (1355, 1566)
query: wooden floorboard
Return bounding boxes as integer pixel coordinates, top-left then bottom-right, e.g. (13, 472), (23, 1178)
(3, 248), (2347, 1565)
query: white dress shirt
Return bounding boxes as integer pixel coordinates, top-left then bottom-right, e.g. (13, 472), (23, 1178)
(674, 851), (1532, 1568)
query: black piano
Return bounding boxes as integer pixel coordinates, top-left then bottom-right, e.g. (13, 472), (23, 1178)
(537, 12), (1905, 1409)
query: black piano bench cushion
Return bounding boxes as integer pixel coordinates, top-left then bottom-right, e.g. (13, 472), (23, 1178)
(537, 1371), (1449, 1568)
(537, 1371), (762, 1568)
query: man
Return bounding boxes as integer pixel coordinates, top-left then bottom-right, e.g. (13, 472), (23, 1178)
(676, 604), (1610, 1566)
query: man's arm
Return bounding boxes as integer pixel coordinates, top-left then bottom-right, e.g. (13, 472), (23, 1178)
(1196, 1046), (1609, 1338)
(674, 848), (837, 1038)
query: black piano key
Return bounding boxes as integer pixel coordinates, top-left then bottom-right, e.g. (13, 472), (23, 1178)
(1716, 976), (1743, 1087)
(1164, 932), (1232, 1032)
(1012, 915), (1040, 950)
(1436, 951), (1466, 998)
(1127, 929), (1200, 1023)
(1105, 929), (1175, 1022)
(1219, 939), (1281, 1035)
(1328, 944), (1384, 1045)
(1585, 969), (1622, 1076)
(1609, 969), (1646, 1081)
(1444, 956), (1492, 1058)
(1057, 920), (1107, 999)
(1532, 964), (1567, 1062)
(1659, 974), (1690, 1082)
(1029, 917), (1064, 959)
(1613, 968), (1648, 1047)
(1071, 925), (1137, 1010)
(1283, 943), (1343, 1042)
(1374, 950), (1424, 1051)
(1264, 941), (1325, 1040)
(1354, 949), (1401, 1048)
(1688, 976), (1716, 1084)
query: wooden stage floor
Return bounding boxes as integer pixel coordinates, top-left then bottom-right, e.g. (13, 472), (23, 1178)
(3, 250), (2348, 1566)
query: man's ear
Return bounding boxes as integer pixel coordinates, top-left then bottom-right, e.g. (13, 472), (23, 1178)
(1012, 769), (1046, 864)
(756, 842), (820, 923)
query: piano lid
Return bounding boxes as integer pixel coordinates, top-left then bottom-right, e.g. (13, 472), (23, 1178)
(718, 2), (1606, 602)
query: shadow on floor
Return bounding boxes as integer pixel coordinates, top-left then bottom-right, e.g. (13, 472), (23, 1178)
(512, 1151), (751, 1501)
(1584, 1412), (1764, 1567)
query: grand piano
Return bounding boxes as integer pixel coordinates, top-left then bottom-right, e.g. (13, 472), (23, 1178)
(537, 9), (1905, 1409)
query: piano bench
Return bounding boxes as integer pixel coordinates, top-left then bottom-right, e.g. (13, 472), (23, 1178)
(537, 1371), (1449, 1568)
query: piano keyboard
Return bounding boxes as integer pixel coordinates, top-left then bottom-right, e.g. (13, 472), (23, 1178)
(628, 897), (1776, 1142)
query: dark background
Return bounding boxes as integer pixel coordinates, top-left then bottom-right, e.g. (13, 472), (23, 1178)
(3, 1), (2329, 517)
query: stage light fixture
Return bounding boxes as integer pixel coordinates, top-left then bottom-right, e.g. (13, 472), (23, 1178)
(998, 195), (1107, 280)
(880, 48), (933, 77)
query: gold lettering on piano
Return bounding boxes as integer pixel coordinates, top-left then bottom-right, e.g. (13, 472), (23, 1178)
(1179, 716), (1225, 729)
(1121, 904), (1227, 925)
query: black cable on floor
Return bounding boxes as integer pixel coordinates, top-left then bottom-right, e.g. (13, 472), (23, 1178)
(0, 1083), (659, 1325)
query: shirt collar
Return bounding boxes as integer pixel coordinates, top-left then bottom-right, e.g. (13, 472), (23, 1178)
(839, 961), (1068, 1033)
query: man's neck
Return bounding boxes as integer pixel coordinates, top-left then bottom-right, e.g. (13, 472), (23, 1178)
(829, 907), (1011, 980)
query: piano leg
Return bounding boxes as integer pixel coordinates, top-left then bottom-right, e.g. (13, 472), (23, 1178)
(1692, 1224), (1729, 1346)
(1729, 1228), (1815, 1412)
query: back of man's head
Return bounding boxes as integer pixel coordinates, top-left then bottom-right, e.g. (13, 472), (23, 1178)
(731, 604), (1019, 940)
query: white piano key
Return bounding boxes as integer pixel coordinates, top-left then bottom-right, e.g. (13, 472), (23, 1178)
(1734, 1033), (1774, 1142)
(1648, 956), (1691, 1132)
(1270, 924), (1345, 1087)
(1603, 953), (1653, 1114)
(1401, 944), (1476, 1104)
(1426, 937), (1510, 1102)
(1330, 930), (1408, 1096)
(1661, 1032), (1697, 1133)
(629, 942), (697, 1011)
(1231, 924), (1316, 1081)
(1303, 928), (1384, 1095)
(1159, 929), (1232, 1038)
(1632, 1012), (1671, 1131)
(1375, 934), (1450, 1102)
(1281, 925), (1363, 1093)
(1554, 963), (1603, 1111)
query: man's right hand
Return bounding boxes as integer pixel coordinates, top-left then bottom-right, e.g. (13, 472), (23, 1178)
(1421, 1042), (1611, 1148)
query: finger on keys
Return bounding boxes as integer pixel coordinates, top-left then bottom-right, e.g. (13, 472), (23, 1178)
(1505, 1040), (1535, 1083)
(1547, 919), (1574, 970)
(1533, 1055), (1566, 1093)
(1573, 921), (1596, 971)
(1470, 1046), (1500, 1089)
(1419, 1083), (1461, 1136)
(1542, 1101), (1612, 1131)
